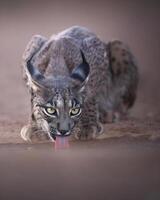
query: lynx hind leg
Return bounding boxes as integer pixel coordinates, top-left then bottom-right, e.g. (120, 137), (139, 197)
(109, 40), (133, 75)
(98, 95), (126, 123)
(108, 40), (138, 114)
(99, 109), (115, 123)
(109, 39), (139, 85)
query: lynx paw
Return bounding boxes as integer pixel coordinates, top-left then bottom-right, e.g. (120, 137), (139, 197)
(20, 125), (32, 142)
(20, 125), (49, 142)
(74, 123), (103, 140)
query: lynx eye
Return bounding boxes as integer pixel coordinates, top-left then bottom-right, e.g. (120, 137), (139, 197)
(44, 107), (57, 116)
(70, 107), (81, 117)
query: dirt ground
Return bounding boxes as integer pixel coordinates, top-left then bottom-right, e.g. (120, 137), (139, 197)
(0, 114), (160, 144)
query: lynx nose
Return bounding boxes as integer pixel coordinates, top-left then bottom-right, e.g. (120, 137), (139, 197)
(59, 130), (69, 136)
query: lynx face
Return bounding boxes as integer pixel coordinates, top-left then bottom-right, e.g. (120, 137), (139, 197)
(26, 51), (89, 140)
(34, 84), (85, 139)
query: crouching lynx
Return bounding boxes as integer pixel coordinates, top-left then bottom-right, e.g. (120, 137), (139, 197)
(21, 26), (138, 142)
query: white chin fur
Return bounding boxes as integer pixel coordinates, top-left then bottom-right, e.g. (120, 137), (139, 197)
(56, 131), (61, 136)
(48, 131), (70, 142)
(65, 132), (71, 136)
(56, 131), (71, 136)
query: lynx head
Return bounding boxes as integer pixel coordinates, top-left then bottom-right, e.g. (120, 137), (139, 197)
(25, 51), (90, 140)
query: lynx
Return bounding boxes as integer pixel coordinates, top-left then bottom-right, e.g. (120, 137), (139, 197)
(21, 26), (138, 141)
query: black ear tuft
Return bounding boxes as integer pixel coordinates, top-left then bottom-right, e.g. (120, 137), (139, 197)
(70, 50), (90, 83)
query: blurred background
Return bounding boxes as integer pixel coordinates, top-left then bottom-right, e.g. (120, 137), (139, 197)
(0, 0), (160, 120)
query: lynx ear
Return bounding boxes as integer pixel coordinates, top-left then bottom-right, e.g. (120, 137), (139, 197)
(70, 50), (90, 90)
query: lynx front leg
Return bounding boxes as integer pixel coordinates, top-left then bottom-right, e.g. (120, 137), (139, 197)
(20, 91), (49, 142)
(73, 99), (103, 140)
(20, 123), (37, 142)
(20, 124), (49, 142)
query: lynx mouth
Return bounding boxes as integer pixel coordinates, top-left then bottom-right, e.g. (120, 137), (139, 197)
(48, 128), (70, 149)
(49, 128), (71, 141)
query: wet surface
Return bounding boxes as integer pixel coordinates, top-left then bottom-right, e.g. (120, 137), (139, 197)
(0, 140), (160, 200)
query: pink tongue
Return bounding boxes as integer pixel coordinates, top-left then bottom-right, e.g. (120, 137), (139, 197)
(54, 137), (69, 150)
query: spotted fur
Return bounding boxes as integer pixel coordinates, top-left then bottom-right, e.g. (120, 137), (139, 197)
(21, 26), (138, 141)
